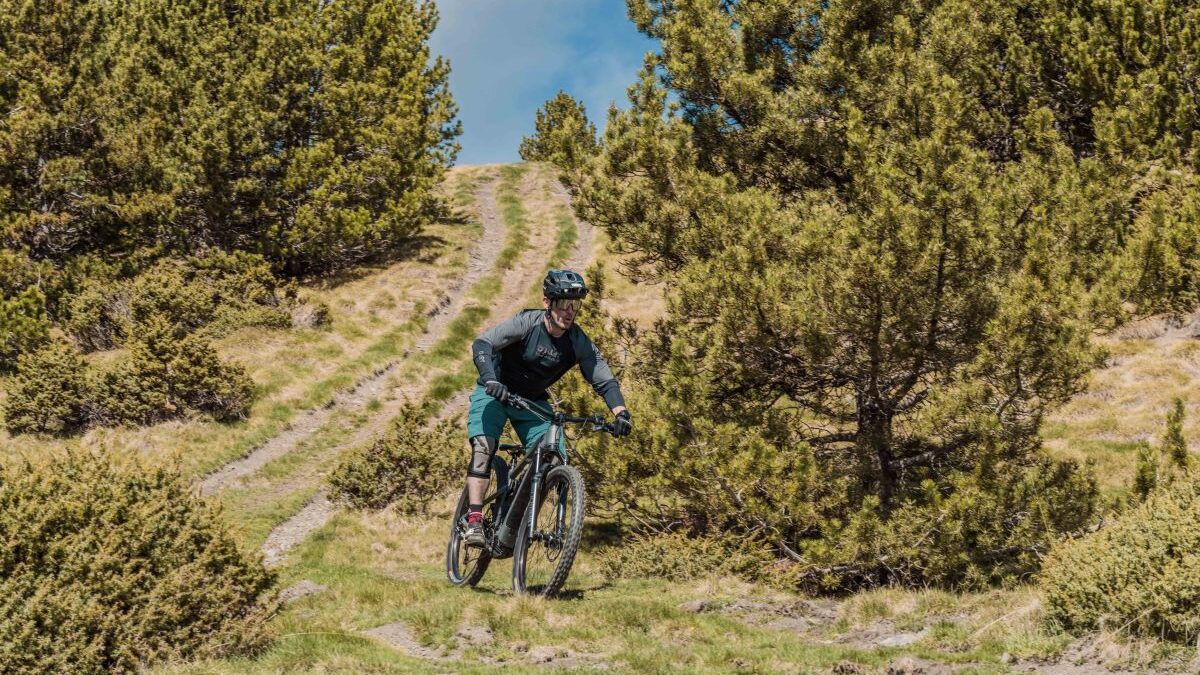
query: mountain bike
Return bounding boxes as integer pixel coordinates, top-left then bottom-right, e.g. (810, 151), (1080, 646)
(445, 393), (617, 596)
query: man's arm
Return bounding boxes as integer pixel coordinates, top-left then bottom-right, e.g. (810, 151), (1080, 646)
(570, 329), (626, 411)
(472, 311), (538, 381)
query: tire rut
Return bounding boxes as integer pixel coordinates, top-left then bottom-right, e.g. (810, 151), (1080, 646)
(198, 174), (503, 497)
(432, 170), (594, 422)
(262, 166), (573, 567)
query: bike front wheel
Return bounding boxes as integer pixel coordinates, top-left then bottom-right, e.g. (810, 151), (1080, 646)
(512, 465), (585, 596)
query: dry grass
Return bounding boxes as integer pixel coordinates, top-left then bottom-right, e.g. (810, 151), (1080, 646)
(1044, 317), (1200, 497)
(591, 230), (668, 329)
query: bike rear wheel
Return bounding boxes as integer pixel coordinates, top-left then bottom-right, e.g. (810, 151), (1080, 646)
(512, 465), (585, 596)
(446, 486), (491, 587)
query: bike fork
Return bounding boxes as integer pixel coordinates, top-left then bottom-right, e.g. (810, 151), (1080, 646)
(526, 426), (559, 540)
(527, 445), (543, 539)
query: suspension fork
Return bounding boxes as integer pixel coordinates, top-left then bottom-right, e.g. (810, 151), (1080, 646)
(526, 424), (558, 539)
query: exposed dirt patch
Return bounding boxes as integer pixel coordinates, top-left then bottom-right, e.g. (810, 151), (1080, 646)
(549, 176), (594, 273)
(362, 621), (506, 664)
(883, 655), (960, 674)
(278, 579), (328, 604)
(364, 620), (456, 661)
(1014, 634), (1185, 673)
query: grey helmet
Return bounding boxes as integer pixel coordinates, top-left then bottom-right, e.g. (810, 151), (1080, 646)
(542, 269), (588, 300)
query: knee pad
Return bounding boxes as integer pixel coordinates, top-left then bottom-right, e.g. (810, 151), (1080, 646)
(466, 435), (498, 478)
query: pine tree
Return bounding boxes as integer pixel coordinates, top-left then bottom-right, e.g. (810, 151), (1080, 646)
(563, 0), (1187, 587)
(1164, 398), (1189, 470)
(519, 91), (598, 177)
(0, 0), (460, 274)
(1134, 441), (1159, 501)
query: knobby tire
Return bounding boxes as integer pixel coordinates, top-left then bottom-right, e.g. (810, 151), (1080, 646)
(512, 465), (585, 596)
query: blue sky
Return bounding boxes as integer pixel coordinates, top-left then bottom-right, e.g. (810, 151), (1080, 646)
(430, 0), (656, 166)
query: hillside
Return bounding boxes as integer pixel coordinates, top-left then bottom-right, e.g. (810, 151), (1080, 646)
(1, 162), (1195, 673)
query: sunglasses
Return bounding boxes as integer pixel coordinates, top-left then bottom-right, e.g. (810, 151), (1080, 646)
(550, 298), (583, 311)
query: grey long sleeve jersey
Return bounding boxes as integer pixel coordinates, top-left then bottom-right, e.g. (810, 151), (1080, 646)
(472, 309), (626, 410)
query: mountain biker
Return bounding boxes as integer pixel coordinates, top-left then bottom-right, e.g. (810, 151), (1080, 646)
(463, 268), (631, 547)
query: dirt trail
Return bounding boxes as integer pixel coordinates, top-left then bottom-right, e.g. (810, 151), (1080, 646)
(432, 171), (594, 423)
(260, 167), (570, 567)
(550, 178), (594, 273)
(197, 175), (503, 497)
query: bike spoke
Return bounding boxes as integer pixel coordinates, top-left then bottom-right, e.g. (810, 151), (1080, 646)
(519, 477), (577, 593)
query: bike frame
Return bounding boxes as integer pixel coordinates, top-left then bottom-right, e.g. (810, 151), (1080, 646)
(480, 397), (602, 558)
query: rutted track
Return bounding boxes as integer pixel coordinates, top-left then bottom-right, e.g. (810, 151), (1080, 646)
(431, 172), (593, 423)
(198, 174), (504, 497)
(262, 166), (590, 568)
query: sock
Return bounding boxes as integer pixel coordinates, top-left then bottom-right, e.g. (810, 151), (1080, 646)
(467, 504), (483, 524)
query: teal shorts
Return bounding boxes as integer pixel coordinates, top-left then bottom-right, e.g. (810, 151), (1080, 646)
(466, 384), (552, 450)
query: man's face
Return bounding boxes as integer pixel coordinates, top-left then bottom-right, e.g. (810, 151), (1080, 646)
(544, 297), (580, 331)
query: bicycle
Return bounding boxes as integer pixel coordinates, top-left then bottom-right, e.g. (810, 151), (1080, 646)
(445, 393), (618, 596)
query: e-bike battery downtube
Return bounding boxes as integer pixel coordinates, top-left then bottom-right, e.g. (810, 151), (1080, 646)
(496, 461), (535, 548)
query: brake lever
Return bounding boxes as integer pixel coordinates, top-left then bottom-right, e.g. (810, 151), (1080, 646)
(591, 422), (618, 436)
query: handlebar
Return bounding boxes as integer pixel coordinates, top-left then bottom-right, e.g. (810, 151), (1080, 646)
(503, 392), (620, 436)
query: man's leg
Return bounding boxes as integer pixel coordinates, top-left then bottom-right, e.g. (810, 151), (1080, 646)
(463, 435), (497, 547)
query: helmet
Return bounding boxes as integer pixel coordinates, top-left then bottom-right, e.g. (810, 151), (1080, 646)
(542, 268), (588, 300)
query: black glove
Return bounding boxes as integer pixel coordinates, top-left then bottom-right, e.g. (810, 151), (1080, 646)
(612, 410), (632, 437)
(484, 380), (509, 402)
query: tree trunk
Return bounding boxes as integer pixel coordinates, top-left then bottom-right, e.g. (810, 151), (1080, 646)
(857, 393), (897, 511)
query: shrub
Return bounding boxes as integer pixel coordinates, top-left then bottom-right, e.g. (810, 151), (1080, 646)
(597, 531), (773, 583)
(2, 340), (92, 435)
(0, 287), (50, 372)
(62, 278), (126, 352)
(1163, 398), (1189, 470)
(783, 455), (1100, 592)
(0, 451), (275, 673)
(1041, 477), (1200, 642)
(63, 251), (293, 352)
(94, 320), (255, 425)
(330, 404), (463, 512)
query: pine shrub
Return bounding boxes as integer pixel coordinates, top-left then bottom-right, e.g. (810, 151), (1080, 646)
(2, 340), (92, 436)
(0, 451), (275, 673)
(62, 279), (126, 353)
(94, 320), (255, 426)
(0, 287), (50, 373)
(63, 251), (293, 352)
(330, 405), (463, 512)
(1041, 477), (1200, 643)
(1163, 398), (1189, 470)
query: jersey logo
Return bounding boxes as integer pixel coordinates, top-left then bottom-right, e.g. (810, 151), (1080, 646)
(536, 345), (560, 361)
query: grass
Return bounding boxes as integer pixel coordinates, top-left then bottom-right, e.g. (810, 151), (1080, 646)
(1043, 332), (1200, 498)
(162, 496), (1081, 674)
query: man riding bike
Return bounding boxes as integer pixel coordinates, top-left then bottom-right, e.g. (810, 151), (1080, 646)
(462, 268), (632, 547)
